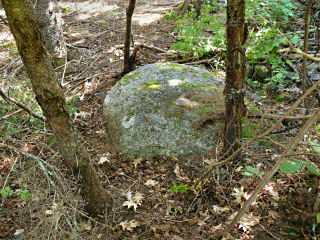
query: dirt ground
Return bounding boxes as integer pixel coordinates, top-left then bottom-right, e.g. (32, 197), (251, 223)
(1, 0), (320, 239)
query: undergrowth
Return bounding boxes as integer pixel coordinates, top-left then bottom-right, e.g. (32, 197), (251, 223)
(171, 0), (302, 90)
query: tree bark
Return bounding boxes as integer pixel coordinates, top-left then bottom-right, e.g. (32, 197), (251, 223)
(122, 0), (136, 75)
(1, 0), (112, 215)
(223, 0), (246, 156)
(32, 0), (65, 58)
(177, 0), (214, 16)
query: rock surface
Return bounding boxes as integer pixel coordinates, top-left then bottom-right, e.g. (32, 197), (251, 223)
(103, 63), (225, 159)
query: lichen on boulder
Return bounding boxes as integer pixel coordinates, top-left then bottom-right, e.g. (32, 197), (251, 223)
(103, 62), (225, 159)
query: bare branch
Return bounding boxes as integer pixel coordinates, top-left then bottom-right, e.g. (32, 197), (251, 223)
(0, 88), (46, 121)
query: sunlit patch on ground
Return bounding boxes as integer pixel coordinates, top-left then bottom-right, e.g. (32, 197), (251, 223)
(58, 1), (119, 20)
(133, 13), (162, 26)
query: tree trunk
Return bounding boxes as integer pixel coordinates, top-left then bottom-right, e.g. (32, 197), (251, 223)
(32, 0), (65, 58)
(178, 0), (214, 16)
(223, 0), (246, 156)
(122, 0), (136, 75)
(1, 0), (112, 215)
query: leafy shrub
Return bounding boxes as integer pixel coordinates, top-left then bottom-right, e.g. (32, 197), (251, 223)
(171, 0), (302, 88)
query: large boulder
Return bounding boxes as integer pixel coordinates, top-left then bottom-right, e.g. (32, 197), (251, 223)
(103, 63), (225, 159)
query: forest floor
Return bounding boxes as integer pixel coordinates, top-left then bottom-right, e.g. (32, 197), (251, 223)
(1, 0), (320, 239)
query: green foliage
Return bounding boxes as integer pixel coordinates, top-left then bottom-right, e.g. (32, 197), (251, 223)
(0, 186), (14, 198)
(66, 96), (80, 115)
(171, 0), (225, 59)
(171, 183), (191, 193)
(281, 231), (297, 236)
(274, 93), (288, 102)
(95, 20), (110, 25)
(0, 79), (43, 137)
(163, 10), (177, 19)
(62, 7), (72, 13)
(172, 0), (301, 88)
(279, 158), (320, 176)
(0, 186), (32, 200)
(17, 189), (32, 200)
(241, 166), (264, 178)
(309, 141), (320, 154)
(242, 117), (255, 138)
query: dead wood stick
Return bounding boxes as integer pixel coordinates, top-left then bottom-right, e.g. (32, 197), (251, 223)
(116, 43), (168, 53)
(216, 107), (320, 239)
(279, 47), (320, 62)
(0, 88), (46, 121)
(0, 108), (24, 121)
(249, 113), (313, 120)
(195, 80), (320, 185)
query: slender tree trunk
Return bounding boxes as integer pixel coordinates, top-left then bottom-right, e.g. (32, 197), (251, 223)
(122, 0), (136, 75)
(302, 0), (313, 111)
(32, 0), (65, 58)
(1, 0), (112, 215)
(223, 0), (246, 156)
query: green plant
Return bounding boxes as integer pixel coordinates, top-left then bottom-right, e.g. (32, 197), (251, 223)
(310, 141), (320, 154)
(281, 231), (297, 236)
(171, 0), (225, 59)
(0, 186), (14, 198)
(241, 166), (264, 178)
(17, 189), (32, 200)
(172, 0), (301, 88)
(242, 117), (255, 138)
(171, 183), (191, 193)
(317, 213), (320, 223)
(0, 186), (32, 200)
(279, 158), (320, 176)
(66, 96), (80, 115)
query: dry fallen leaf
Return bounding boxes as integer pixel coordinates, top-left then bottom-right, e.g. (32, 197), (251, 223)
(174, 163), (181, 178)
(231, 186), (251, 204)
(120, 219), (139, 232)
(212, 205), (230, 213)
(123, 191), (144, 211)
(238, 213), (260, 232)
(132, 158), (142, 168)
(203, 158), (215, 165)
(171, 235), (184, 240)
(78, 220), (92, 232)
(210, 224), (223, 233)
(14, 229), (24, 236)
(98, 153), (112, 165)
(45, 209), (54, 215)
(144, 179), (159, 187)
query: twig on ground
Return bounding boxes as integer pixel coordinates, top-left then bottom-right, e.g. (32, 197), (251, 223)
(195, 80), (320, 186)
(216, 107), (320, 239)
(0, 143), (56, 187)
(270, 123), (302, 135)
(278, 47), (320, 62)
(0, 108), (24, 121)
(116, 43), (168, 53)
(0, 88), (46, 121)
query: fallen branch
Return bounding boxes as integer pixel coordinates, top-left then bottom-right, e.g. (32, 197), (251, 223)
(216, 106), (320, 239)
(0, 143), (56, 187)
(0, 108), (24, 121)
(116, 43), (168, 53)
(278, 47), (320, 62)
(0, 88), (46, 121)
(195, 80), (320, 185)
